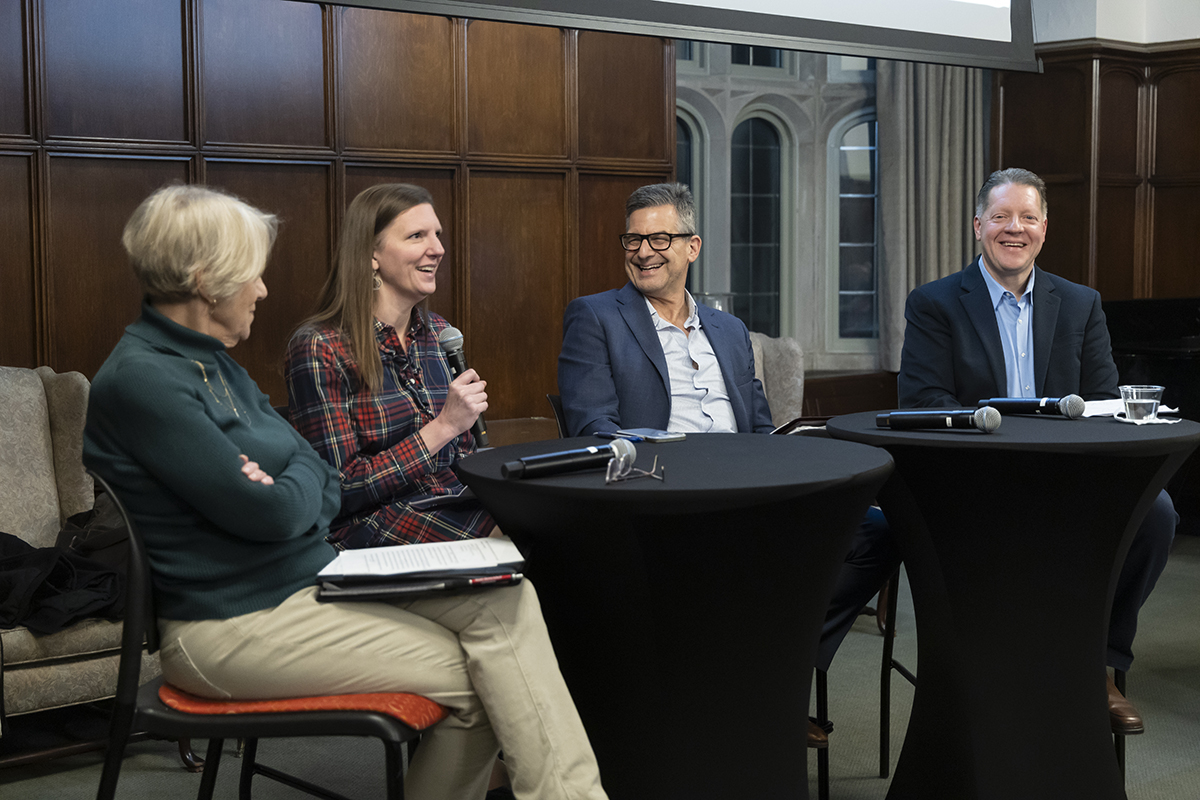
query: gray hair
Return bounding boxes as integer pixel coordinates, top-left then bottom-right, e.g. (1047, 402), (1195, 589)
(975, 168), (1048, 218)
(122, 184), (278, 302)
(625, 182), (698, 234)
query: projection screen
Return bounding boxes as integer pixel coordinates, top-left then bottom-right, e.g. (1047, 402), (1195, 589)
(337, 0), (1038, 72)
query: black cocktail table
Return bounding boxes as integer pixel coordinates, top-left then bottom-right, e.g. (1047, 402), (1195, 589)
(826, 412), (1200, 800)
(455, 433), (894, 800)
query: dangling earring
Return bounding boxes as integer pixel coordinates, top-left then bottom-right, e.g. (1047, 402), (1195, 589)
(372, 272), (382, 291)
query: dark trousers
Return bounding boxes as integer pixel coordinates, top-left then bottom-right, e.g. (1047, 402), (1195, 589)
(816, 492), (1178, 673)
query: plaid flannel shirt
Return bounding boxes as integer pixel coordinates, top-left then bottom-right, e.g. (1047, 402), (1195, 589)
(285, 313), (493, 548)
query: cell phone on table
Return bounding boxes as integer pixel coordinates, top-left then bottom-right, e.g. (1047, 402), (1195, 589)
(616, 428), (686, 442)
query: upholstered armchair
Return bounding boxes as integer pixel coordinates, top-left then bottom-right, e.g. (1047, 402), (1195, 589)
(748, 332), (805, 427)
(0, 366), (159, 755)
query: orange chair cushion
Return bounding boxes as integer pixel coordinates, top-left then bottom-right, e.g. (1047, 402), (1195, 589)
(158, 683), (448, 731)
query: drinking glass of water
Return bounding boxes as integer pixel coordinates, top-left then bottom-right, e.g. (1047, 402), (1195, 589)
(1119, 385), (1165, 421)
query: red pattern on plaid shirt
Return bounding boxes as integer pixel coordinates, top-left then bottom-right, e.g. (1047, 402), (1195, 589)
(285, 313), (493, 548)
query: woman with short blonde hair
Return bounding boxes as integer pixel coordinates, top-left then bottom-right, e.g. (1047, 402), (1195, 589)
(86, 184), (608, 800)
(122, 184), (278, 303)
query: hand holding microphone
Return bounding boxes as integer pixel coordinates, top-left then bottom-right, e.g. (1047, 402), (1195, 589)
(437, 326), (489, 447)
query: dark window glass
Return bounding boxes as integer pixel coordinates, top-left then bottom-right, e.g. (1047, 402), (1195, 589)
(837, 120), (879, 339)
(730, 118), (781, 337)
(676, 118), (692, 191)
(731, 45), (782, 68)
(676, 40), (694, 61)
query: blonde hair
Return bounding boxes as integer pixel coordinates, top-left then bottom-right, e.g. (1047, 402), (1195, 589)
(303, 183), (435, 393)
(122, 184), (278, 302)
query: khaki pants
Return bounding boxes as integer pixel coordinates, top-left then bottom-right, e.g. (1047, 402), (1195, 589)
(160, 581), (606, 800)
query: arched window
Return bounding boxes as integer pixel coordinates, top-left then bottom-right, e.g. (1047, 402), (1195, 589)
(829, 113), (879, 344)
(730, 117), (781, 337)
(676, 117), (693, 191)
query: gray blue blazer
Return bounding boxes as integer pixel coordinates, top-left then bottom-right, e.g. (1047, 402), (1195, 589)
(558, 282), (774, 436)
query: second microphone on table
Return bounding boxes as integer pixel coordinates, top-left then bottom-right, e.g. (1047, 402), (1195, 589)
(978, 394), (1085, 419)
(437, 325), (489, 448)
(876, 407), (1002, 433)
(502, 438), (637, 480)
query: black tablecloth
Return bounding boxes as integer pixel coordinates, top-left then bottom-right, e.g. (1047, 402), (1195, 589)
(827, 412), (1200, 800)
(456, 433), (894, 800)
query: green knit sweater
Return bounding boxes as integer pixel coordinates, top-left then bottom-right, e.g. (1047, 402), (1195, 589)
(84, 304), (341, 620)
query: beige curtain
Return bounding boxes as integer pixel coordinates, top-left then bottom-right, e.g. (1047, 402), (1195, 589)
(876, 61), (986, 372)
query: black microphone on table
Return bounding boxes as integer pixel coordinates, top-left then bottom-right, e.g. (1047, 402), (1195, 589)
(437, 326), (489, 448)
(978, 394), (1085, 420)
(876, 407), (1002, 433)
(501, 437), (637, 480)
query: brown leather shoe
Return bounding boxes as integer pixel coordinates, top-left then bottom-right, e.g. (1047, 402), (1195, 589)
(1108, 673), (1144, 735)
(807, 719), (829, 749)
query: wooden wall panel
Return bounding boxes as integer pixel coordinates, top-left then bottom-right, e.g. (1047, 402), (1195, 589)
(1098, 69), (1139, 175)
(204, 160), (332, 403)
(0, 153), (36, 367)
(43, 0), (187, 142)
(1095, 186), (1137, 300)
(7, 1), (673, 419)
(344, 166), (459, 322)
(999, 66), (1089, 176)
(578, 31), (668, 162)
(340, 9), (456, 154)
(0, 0), (28, 137)
(996, 44), (1200, 302)
(1155, 68), (1200, 176)
(202, 0), (326, 148)
(1151, 186), (1200, 298)
(577, 172), (665, 298)
(46, 156), (189, 378)
(466, 21), (566, 157)
(468, 172), (566, 419)
(1039, 182), (1088, 287)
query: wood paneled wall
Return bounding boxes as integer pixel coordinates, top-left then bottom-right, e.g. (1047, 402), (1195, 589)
(0, 0), (674, 417)
(992, 41), (1200, 300)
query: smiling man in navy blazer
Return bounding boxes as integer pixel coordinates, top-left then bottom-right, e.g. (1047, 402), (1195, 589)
(557, 182), (775, 438)
(558, 183), (897, 750)
(898, 167), (1178, 735)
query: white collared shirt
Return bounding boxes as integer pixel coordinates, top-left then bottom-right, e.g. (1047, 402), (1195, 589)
(646, 293), (737, 433)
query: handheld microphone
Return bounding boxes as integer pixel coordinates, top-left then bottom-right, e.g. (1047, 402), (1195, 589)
(876, 407), (1002, 433)
(979, 395), (1085, 420)
(437, 326), (489, 448)
(501, 438), (636, 480)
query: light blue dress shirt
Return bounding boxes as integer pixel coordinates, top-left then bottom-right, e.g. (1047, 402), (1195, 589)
(646, 293), (737, 433)
(979, 264), (1036, 398)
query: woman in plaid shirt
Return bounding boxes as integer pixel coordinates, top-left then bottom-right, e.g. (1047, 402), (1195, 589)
(286, 185), (496, 549)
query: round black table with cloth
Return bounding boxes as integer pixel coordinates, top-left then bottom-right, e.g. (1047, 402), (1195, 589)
(826, 411), (1200, 800)
(455, 432), (894, 800)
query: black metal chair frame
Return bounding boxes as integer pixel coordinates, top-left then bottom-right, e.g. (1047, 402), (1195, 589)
(546, 393), (568, 438)
(878, 568), (915, 779)
(92, 470), (427, 800)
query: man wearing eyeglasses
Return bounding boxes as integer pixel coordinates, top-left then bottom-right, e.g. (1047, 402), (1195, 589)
(558, 182), (892, 750)
(557, 182), (775, 438)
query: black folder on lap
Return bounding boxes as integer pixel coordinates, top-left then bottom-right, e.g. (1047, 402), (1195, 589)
(316, 536), (524, 601)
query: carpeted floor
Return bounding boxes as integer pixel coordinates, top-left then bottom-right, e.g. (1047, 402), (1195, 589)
(3, 536), (1198, 799)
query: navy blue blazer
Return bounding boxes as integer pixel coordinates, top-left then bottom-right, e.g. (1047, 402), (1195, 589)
(558, 282), (775, 436)
(898, 258), (1120, 408)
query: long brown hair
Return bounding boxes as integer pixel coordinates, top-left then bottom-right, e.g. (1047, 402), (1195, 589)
(303, 183), (434, 393)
